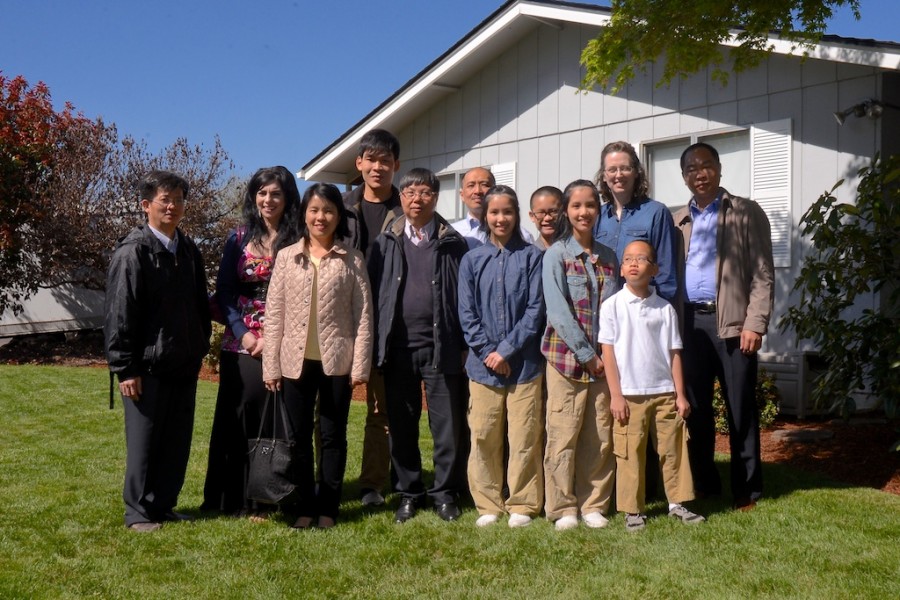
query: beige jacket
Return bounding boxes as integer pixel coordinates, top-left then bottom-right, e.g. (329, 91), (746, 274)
(263, 238), (373, 382)
(674, 188), (775, 339)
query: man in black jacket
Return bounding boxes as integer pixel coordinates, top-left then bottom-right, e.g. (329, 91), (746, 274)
(368, 168), (469, 523)
(104, 170), (211, 531)
(343, 129), (403, 508)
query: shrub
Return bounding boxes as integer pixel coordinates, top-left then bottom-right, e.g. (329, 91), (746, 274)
(204, 323), (225, 373)
(713, 368), (780, 434)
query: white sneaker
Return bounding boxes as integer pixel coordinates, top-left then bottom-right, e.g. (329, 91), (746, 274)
(476, 514), (499, 527)
(582, 512), (609, 529)
(508, 514), (532, 528)
(554, 515), (579, 531)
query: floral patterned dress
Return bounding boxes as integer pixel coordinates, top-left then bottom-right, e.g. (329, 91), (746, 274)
(221, 250), (273, 354)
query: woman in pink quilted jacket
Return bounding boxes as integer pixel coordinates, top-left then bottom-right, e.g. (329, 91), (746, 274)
(263, 183), (373, 529)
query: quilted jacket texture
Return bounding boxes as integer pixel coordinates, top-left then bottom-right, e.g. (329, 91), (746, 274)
(262, 237), (373, 383)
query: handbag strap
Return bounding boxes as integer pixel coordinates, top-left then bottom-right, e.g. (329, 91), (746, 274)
(254, 388), (292, 441)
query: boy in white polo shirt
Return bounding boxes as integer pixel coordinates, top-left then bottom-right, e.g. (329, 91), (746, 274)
(598, 240), (704, 531)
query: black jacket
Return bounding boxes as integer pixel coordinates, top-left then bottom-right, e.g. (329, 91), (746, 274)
(368, 213), (468, 373)
(343, 185), (403, 255)
(104, 224), (212, 382)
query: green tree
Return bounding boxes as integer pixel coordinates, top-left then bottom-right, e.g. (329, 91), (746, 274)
(580, 0), (861, 92)
(780, 155), (900, 420)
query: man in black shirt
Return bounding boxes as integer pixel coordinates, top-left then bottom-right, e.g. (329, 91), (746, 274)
(343, 129), (403, 507)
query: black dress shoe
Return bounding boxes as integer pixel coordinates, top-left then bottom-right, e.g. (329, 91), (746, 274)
(394, 498), (418, 523)
(161, 511), (194, 522)
(435, 502), (461, 522)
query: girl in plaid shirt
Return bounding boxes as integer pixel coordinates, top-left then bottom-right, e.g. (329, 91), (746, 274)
(540, 180), (618, 531)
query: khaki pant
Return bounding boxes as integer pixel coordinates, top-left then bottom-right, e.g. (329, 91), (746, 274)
(614, 393), (694, 514)
(543, 366), (614, 521)
(358, 368), (390, 492)
(467, 377), (544, 517)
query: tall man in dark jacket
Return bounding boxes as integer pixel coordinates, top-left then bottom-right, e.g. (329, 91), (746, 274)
(368, 168), (469, 523)
(343, 129), (404, 507)
(104, 170), (211, 531)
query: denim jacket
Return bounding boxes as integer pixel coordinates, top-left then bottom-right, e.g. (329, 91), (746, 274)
(541, 235), (618, 382)
(593, 196), (677, 301)
(458, 237), (545, 386)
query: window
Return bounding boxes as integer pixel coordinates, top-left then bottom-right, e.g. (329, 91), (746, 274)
(643, 120), (791, 268)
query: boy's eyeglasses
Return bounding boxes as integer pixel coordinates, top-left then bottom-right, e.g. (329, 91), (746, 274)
(622, 256), (653, 265)
(531, 209), (559, 220)
(401, 190), (435, 200)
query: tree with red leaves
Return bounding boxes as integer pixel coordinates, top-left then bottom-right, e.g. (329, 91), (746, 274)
(1, 73), (239, 316)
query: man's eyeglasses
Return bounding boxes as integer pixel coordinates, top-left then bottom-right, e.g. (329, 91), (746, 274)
(401, 189), (435, 200)
(622, 256), (653, 265)
(531, 209), (560, 220)
(151, 198), (186, 208)
(604, 166), (635, 176)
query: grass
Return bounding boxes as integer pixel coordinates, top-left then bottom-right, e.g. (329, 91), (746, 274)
(0, 365), (898, 599)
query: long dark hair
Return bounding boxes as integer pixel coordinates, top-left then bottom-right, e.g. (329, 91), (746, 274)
(478, 185), (524, 245)
(553, 179), (601, 242)
(594, 141), (649, 204)
(299, 183), (351, 242)
(242, 166), (302, 254)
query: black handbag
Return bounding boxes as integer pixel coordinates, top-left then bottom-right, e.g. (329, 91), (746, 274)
(246, 390), (299, 504)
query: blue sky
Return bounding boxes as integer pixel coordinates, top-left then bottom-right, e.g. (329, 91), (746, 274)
(2, 0), (897, 177)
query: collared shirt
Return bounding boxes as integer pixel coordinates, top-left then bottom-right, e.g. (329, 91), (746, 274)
(451, 213), (535, 250)
(592, 196), (677, 301)
(541, 235), (618, 382)
(404, 218), (436, 246)
(598, 286), (681, 395)
(458, 238), (545, 386)
(148, 224), (177, 254)
(684, 196), (719, 302)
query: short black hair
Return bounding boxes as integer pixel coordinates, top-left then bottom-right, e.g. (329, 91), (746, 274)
(623, 239), (657, 264)
(530, 185), (562, 209)
(680, 142), (720, 172)
(398, 167), (440, 193)
(138, 170), (189, 201)
(358, 129), (400, 160)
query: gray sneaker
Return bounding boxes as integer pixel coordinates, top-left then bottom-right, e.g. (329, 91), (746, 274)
(624, 513), (647, 532)
(668, 504), (705, 524)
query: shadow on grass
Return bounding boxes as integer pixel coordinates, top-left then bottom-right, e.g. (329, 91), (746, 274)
(689, 457), (856, 517)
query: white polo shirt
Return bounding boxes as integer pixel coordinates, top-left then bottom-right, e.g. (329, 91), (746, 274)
(598, 286), (682, 395)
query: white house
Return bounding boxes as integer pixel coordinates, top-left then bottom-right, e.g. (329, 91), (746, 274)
(298, 0), (900, 415)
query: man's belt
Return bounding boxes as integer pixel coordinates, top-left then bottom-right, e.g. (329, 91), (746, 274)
(686, 301), (717, 314)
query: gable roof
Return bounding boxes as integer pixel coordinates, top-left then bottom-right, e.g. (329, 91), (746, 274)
(298, 0), (900, 183)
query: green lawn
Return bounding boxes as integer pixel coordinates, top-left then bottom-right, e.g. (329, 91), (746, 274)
(0, 365), (898, 599)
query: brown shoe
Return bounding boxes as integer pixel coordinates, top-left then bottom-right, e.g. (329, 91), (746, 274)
(128, 522), (163, 532)
(734, 498), (758, 512)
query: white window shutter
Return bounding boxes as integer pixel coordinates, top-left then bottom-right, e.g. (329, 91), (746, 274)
(750, 119), (792, 268)
(490, 162), (516, 188)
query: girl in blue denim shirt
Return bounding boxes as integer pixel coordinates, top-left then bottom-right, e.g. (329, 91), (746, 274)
(458, 185), (545, 528)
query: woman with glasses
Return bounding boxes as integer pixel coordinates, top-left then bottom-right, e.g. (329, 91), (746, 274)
(593, 141), (677, 302)
(263, 183), (373, 529)
(202, 166), (302, 520)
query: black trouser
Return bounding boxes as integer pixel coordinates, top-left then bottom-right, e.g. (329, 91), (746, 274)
(122, 373), (197, 525)
(202, 351), (265, 513)
(682, 308), (762, 501)
(383, 346), (467, 505)
(282, 360), (351, 520)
